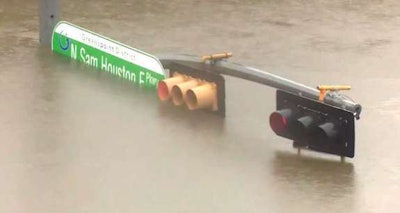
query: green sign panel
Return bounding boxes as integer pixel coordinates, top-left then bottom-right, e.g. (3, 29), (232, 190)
(51, 21), (165, 88)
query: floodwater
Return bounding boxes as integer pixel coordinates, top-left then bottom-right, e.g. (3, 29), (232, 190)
(1, 0), (400, 212)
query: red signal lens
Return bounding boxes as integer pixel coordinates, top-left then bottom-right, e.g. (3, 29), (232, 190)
(157, 81), (169, 101)
(269, 111), (288, 134)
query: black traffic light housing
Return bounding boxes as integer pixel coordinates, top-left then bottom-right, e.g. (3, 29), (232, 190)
(270, 90), (355, 158)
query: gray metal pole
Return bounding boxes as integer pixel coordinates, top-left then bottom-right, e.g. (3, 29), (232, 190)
(39, 0), (59, 45)
(213, 60), (362, 118)
(157, 54), (362, 118)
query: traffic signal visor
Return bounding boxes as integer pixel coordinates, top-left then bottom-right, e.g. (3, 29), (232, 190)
(157, 66), (224, 116)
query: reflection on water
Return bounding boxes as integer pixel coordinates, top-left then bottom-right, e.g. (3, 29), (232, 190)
(273, 151), (355, 191)
(271, 151), (356, 212)
(157, 103), (226, 138)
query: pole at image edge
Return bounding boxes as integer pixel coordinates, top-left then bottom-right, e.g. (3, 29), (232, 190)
(39, 0), (59, 45)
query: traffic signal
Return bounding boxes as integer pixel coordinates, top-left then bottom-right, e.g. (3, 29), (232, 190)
(269, 90), (355, 158)
(157, 61), (225, 116)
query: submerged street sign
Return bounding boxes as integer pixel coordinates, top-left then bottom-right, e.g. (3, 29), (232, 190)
(51, 21), (165, 88)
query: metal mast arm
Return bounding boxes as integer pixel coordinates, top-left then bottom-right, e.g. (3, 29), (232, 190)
(157, 54), (362, 119)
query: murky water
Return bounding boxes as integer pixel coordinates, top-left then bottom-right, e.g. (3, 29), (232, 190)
(1, 0), (400, 212)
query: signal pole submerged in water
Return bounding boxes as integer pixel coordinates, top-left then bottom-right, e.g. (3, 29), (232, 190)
(39, 0), (59, 45)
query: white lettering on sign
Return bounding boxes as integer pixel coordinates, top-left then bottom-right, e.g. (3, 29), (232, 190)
(80, 47), (98, 67)
(139, 71), (145, 85)
(71, 43), (78, 60)
(101, 56), (136, 82)
(54, 22), (164, 76)
(146, 72), (158, 85)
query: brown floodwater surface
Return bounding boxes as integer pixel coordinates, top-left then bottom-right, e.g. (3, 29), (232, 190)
(1, 0), (400, 212)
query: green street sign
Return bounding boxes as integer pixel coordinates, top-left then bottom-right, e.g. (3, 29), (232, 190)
(51, 21), (165, 88)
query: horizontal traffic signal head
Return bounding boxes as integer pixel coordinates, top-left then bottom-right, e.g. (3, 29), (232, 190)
(270, 90), (355, 157)
(171, 79), (200, 105)
(157, 73), (186, 101)
(157, 62), (225, 116)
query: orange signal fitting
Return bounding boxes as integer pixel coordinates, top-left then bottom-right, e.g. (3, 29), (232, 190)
(317, 85), (351, 101)
(201, 52), (233, 62)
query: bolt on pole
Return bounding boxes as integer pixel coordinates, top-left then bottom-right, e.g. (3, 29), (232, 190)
(39, 0), (59, 45)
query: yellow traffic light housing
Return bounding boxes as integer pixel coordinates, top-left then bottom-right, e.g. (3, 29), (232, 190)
(157, 62), (225, 116)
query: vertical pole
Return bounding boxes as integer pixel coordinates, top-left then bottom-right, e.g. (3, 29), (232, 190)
(39, 0), (59, 45)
